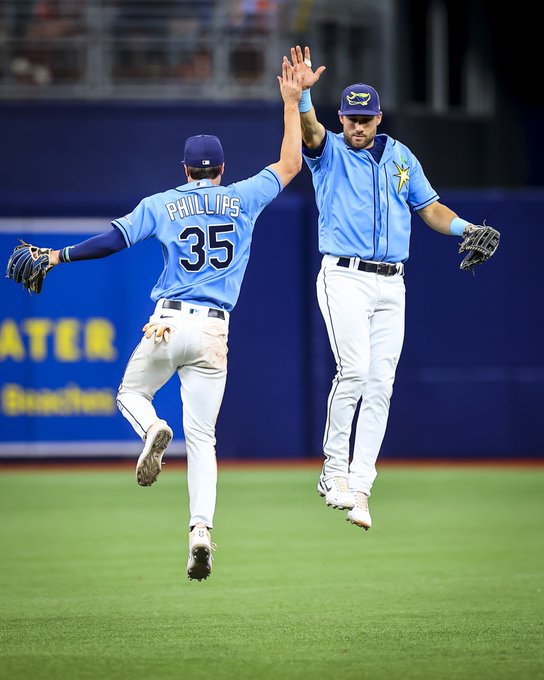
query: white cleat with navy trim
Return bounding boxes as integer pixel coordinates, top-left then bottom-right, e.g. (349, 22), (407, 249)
(317, 476), (356, 510)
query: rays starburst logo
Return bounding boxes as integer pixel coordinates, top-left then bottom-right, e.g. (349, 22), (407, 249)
(393, 161), (410, 193)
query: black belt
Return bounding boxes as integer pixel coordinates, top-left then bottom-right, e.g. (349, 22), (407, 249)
(162, 300), (225, 319)
(337, 257), (401, 277)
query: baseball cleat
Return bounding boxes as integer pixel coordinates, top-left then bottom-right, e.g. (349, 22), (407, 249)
(136, 419), (173, 487)
(317, 476), (356, 509)
(346, 491), (372, 530)
(187, 525), (214, 581)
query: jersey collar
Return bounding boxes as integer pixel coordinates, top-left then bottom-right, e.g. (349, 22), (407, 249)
(176, 179), (215, 192)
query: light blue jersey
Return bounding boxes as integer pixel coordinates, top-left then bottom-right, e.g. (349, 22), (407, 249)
(113, 168), (282, 311)
(303, 132), (438, 262)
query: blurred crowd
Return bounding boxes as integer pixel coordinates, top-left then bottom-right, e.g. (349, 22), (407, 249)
(1, 0), (289, 88)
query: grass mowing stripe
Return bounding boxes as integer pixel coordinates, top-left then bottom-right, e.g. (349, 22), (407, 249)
(0, 467), (542, 680)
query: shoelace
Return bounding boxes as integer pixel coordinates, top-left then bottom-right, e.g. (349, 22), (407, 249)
(333, 477), (351, 493)
(206, 542), (217, 565)
(354, 491), (369, 510)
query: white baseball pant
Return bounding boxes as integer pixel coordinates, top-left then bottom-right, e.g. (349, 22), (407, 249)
(117, 299), (229, 528)
(316, 255), (406, 495)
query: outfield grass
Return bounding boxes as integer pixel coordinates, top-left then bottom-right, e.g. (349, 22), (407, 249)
(0, 464), (542, 680)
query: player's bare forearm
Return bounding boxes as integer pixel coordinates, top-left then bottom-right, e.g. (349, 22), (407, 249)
(269, 61), (303, 186)
(418, 201), (472, 236)
(286, 45), (326, 149)
(300, 109), (326, 149)
(269, 101), (302, 186)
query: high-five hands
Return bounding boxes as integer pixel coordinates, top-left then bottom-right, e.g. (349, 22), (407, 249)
(277, 56), (303, 103)
(288, 45), (326, 89)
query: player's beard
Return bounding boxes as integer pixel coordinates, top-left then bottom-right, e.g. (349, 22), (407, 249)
(344, 128), (376, 150)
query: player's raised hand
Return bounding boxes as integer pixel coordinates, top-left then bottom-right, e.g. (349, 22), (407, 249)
(277, 57), (302, 104)
(289, 45), (326, 90)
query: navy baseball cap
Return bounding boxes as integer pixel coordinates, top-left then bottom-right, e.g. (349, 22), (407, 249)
(183, 134), (224, 168)
(338, 84), (381, 116)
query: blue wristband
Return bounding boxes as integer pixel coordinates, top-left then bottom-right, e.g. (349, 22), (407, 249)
(450, 217), (471, 236)
(298, 89), (312, 113)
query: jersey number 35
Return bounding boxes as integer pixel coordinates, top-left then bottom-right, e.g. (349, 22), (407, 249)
(179, 223), (235, 272)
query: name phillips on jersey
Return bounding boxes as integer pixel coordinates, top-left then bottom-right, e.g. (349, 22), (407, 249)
(165, 192), (240, 222)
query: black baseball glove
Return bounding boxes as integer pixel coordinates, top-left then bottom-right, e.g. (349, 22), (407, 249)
(458, 224), (500, 272)
(6, 240), (54, 294)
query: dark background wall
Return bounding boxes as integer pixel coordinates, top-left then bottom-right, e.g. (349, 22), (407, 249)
(394, 0), (543, 188)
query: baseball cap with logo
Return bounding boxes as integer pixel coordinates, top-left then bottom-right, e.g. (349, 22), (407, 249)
(338, 84), (381, 116)
(183, 134), (224, 168)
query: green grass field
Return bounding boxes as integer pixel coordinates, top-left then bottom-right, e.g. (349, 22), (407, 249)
(0, 464), (543, 680)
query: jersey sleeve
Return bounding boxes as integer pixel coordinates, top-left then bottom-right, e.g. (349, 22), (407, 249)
(230, 167), (283, 221)
(111, 196), (157, 247)
(63, 227), (128, 261)
(302, 131), (331, 169)
(406, 152), (439, 211)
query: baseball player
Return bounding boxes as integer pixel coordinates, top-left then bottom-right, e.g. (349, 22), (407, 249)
(29, 61), (303, 580)
(287, 46), (485, 530)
